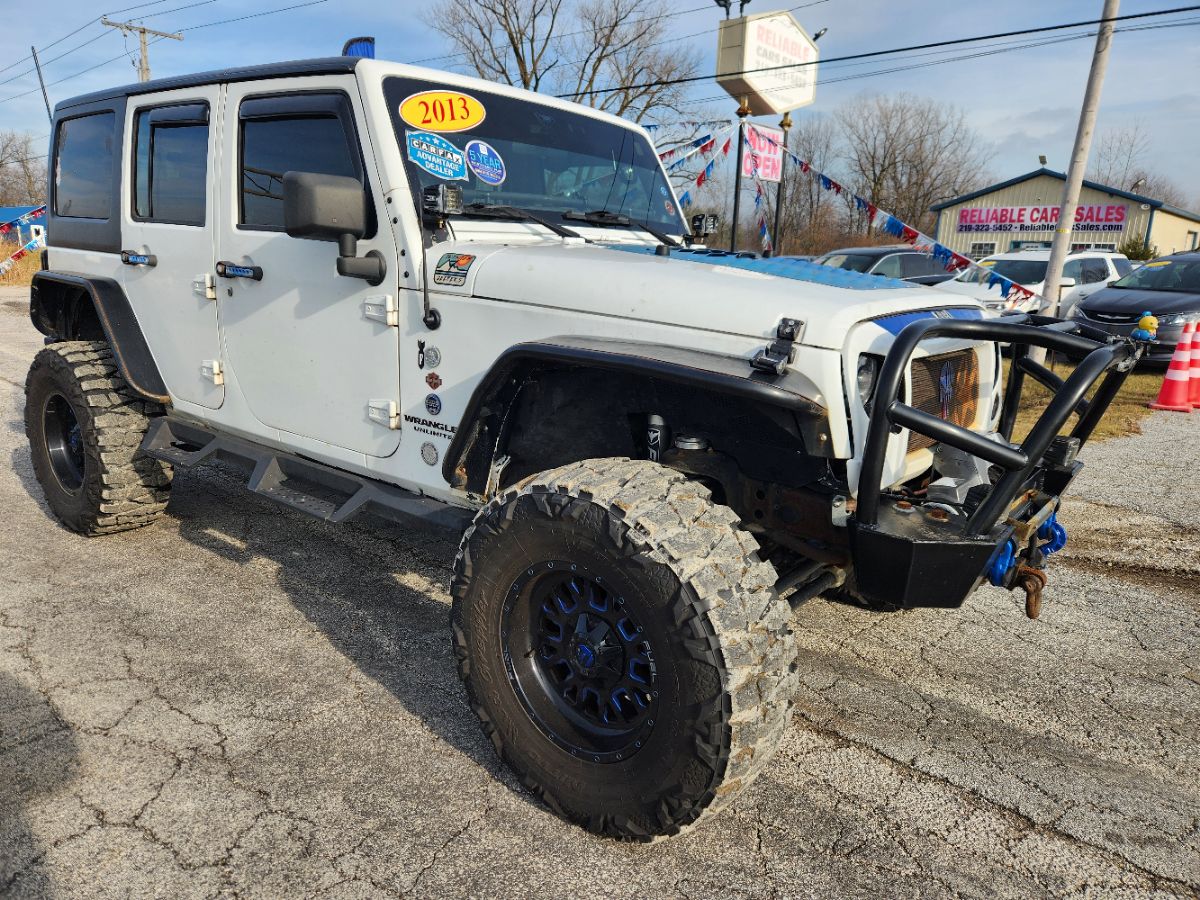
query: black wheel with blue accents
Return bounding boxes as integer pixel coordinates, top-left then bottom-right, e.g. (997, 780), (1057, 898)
(452, 458), (800, 840)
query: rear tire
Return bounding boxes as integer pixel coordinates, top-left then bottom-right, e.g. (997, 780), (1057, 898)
(24, 341), (172, 535)
(451, 458), (799, 840)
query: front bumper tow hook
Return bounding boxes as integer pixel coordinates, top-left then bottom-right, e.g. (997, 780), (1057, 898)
(1016, 566), (1048, 619)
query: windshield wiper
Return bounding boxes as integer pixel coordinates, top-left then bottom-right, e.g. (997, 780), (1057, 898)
(561, 209), (680, 247)
(458, 203), (583, 239)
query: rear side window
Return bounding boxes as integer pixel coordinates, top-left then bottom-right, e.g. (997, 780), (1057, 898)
(239, 94), (363, 230)
(133, 103), (209, 225)
(54, 112), (116, 219)
(901, 254), (939, 278)
(1113, 257), (1133, 277)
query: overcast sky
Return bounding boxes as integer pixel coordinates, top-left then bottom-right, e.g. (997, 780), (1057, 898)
(2, 0), (1197, 204)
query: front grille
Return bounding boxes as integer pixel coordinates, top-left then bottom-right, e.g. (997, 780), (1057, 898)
(907, 350), (979, 452)
(1081, 309), (1140, 324)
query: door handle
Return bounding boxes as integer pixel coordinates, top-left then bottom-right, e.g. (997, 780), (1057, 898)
(216, 261), (263, 281)
(120, 250), (157, 267)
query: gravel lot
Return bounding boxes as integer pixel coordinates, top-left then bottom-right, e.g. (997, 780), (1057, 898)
(1, 284), (1197, 898)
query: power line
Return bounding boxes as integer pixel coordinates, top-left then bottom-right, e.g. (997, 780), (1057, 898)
(676, 16), (1200, 107)
(0, 0), (332, 106)
(558, 4), (1200, 100)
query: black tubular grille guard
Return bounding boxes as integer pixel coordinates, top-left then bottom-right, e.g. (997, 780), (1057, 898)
(854, 314), (1140, 536)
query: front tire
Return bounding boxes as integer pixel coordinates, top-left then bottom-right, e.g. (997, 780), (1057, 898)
(451, 458), (799, 839)
(24, 341), (172, 535)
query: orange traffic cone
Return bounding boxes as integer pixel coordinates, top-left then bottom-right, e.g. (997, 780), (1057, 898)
(1190, 319), (1200, 409)
(1151, 320), (1195, 412)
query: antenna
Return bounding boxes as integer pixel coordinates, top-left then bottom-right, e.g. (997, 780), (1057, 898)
(101, 17), (183, 83)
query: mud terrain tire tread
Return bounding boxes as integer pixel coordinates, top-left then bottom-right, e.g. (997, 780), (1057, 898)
(451, 457), (799, 840)
(24, 341), (172, 535)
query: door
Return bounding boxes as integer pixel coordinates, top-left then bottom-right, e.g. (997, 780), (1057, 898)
(121, 86), (224, 408)
(215, 79), (401, 457)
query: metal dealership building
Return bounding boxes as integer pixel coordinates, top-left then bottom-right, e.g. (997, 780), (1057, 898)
(931, 168), (1200, 258)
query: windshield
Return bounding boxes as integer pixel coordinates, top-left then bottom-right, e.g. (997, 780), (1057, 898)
(384, 77), (684, 234)
(1109, 257), (1200, 292)
(955, 258), (1048, 285)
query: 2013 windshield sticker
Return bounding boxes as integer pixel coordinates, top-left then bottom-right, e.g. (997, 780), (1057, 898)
(466, 140), (506, 186)
(406, 131), (468, 181)
(399, 90), (486, 133)
(433, 252), (475, 287)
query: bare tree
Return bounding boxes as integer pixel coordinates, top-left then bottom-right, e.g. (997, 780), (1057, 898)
(561, 0), (701, 122)
(772, 115), (839, 254)
(425, 0), (564, 91)
(425, 0), (699, 123)
(0, 131), (47, 207)
(836, 93), (992, 234)
(1088, 121), (1189, 206)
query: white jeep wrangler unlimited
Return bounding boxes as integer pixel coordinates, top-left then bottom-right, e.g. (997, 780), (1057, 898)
(26, 56), (1140, 839)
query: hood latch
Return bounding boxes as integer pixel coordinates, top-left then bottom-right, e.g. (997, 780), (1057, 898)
(751, 318), (802, 375)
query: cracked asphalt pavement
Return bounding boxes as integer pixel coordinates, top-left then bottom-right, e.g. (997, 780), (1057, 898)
(1, 286), (1198, 897)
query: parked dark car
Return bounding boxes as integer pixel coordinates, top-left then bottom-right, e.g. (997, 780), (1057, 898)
(1072, 251), (1200, 363)
(814, 245), (956, 285)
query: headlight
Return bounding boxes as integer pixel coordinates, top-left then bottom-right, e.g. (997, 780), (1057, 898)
(857, 354), (880, 404)
(1157, 313), (1188, 326)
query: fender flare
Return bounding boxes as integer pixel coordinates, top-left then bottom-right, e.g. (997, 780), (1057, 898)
(443, 336), (829, 488)
(31, 271), (169, 404)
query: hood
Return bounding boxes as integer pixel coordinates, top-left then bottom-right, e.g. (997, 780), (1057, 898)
(429, 240), (984, 350)
(1079, 286), (1200, 317)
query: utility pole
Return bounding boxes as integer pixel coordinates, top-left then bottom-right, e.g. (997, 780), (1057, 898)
(101, 17), (183, 82)
(772, 111), (792, 255)
(729, 99), (750, 252)
(1034, 0), (1119, 362)
(30, 47), (52, 124)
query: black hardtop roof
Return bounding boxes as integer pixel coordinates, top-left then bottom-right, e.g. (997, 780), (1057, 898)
(56, 56), (361, 113)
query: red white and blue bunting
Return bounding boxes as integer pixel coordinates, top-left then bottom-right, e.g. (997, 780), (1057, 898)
(0, 206), (47, 277)
(742, 122), (773, 255)
(0, 204), (45, 236)
(744, 125), (1037, 303)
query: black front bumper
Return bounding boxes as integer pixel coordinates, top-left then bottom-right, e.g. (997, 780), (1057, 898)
(849, 314), (1141, 609)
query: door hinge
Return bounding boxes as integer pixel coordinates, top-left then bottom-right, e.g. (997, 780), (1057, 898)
(363, 294), (398, 326)
(367, 399), (400, 429)
(192, 273), (216, 301)
(201, 359), (223, 386)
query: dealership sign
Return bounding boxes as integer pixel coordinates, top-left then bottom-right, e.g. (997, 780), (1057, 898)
(716, 11), (819, 116)
(743, 124), (783, 182)
(957, 204), (1128, 233)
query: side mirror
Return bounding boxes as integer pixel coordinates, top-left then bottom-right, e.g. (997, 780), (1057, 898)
(283, 171), (385, 286)
(1058, 276), (1077, 289)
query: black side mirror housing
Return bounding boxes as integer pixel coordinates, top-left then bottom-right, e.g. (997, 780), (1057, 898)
(282, 171), (386, 286)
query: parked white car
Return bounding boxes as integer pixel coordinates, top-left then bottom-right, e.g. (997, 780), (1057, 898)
(937, 249), (1133, 317)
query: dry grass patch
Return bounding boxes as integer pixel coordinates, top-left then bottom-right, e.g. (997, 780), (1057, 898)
(1006, 356), (1165, 443)
(0, 251), (40, 287)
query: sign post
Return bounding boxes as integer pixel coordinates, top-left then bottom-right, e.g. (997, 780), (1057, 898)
(716, 10), (818, 251)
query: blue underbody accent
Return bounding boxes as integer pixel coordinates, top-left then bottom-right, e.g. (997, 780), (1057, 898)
(987, 539), (1017, 587)
(1037, 513), (1068, 555)
(602, 243), (917, 290)
(873, 307), (984, 335)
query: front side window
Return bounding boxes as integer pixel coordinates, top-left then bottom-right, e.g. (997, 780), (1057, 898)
(384, 77), (685, 234)
(1081, 259), (1110, 284)
(1062, 259), (1083, 282)
(816, 253), (875, 273)
(957, 258), (1048, 286)
(871, 254), (902, 278)
(55, 112), (115, 219)
(239, 95), (363, 230)
(133, 103), (209, 225)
